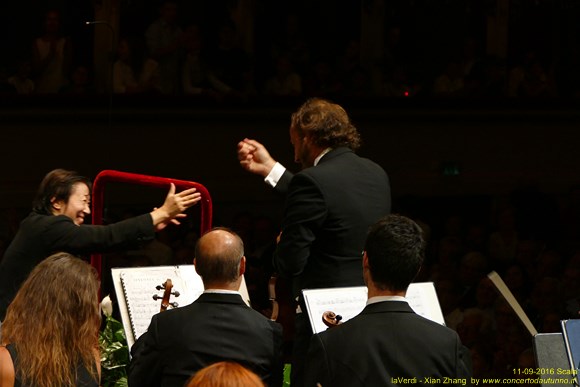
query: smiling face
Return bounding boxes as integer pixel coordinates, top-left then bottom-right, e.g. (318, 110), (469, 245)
(52, 182), (91, 225)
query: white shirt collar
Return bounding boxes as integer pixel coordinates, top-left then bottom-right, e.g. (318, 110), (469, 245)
(314, 148), (333, 166)
(366, 295), (408, 305)
(203, 289), (241, 295)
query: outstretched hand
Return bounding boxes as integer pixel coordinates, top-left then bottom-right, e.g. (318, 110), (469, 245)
(237, 138), (277, 178)
(151, 183), (202, 231)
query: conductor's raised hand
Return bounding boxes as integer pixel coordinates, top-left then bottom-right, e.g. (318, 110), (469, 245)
(150, 183), (202, 231)
(237, 138), (277, 178)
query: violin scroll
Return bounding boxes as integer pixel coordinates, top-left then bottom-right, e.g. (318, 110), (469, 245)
(153, 278), (180, 312)
(322, 311), (343, 328)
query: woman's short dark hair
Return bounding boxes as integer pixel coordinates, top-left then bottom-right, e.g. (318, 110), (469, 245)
(32, 169), (92, 215)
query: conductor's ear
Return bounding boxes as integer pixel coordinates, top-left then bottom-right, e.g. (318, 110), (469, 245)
(194, 258), (200, 273)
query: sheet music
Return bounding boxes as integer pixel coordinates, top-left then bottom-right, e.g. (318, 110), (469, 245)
(303, 282), (445, 334)
(303, 287), (368, 334)
(406, 282), (445, 325)
(111, 265), (251, 351)
(120, 267), (198, 343)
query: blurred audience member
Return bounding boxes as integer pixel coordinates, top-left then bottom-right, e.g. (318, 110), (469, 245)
(60, 64), (94, 94)
(145, 0), (184, 94)
(181, 24), (218, 98)
(7, 60), (34, 94)
(457, 251), (488, 309)
(31, 9), (72, 93)
(489, 207), (519, 270)
(303, 59), (342, 98)
(263, 54), (302, 97)
(206, 18), (254, 99)
(432, 58), (464, 97)
(502, 263), (532, 306)
(435, 276), (463, 330)
(114, 36), (159, 94)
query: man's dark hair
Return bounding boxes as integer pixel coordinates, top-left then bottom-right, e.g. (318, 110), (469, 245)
(194, 227), (244, 284)
(32, 169), (92, 215)
(290, 98), (361, 151)
(364, 214), (425, 291)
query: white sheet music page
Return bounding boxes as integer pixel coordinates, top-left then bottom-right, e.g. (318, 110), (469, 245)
(120, 267), (195, 342)
(405, 282), (445, 325)
(113, 265), (200, 350)
(302, 286), (368, 334)
(303, 282), (445, 334)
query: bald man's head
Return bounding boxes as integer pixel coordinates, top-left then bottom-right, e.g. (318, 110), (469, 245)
(194, 228), (245, 287)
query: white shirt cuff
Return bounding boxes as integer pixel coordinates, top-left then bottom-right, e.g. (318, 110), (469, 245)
(264, 162), (286, 188)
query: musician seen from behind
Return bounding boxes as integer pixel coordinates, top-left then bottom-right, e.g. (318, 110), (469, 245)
(305, 214), (473, 387)
(0, 252), (102, 387)
(237, 98), (391, 385)
(128, 227), (284, 387)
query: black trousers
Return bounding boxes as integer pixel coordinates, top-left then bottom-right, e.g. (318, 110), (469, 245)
(290, 312), (313, 387)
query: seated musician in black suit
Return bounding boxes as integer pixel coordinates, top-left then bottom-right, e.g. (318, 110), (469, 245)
(305, 214), (473, 386)
(128, 227), (283, 387)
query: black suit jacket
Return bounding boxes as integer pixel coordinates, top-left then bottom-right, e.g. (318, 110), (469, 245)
(273, 147), (391, 298)
(128, 292), (284, 387)
(0, 212), (154, 320)
(305, 301), (473, 387)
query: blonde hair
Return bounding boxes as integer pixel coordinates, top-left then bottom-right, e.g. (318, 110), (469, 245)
(2, 252), (101, 387)
(185, 361), (265, 387)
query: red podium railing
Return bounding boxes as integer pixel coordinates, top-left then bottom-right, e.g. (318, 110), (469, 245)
(90, 170), (212, 279)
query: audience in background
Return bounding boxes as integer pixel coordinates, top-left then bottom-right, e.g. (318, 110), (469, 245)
(2, 3), (578, 99)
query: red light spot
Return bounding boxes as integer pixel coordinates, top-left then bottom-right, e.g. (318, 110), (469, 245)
(404, 91), (409, 97)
